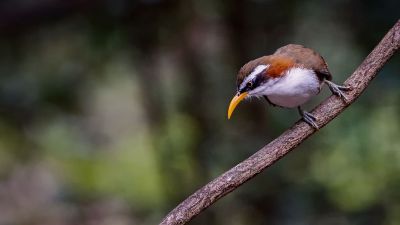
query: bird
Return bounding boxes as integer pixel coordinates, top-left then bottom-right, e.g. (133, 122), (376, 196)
(227, 44), (350, 129)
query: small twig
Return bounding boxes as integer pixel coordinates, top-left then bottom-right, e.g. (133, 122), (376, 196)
(160, 19), (400, 225)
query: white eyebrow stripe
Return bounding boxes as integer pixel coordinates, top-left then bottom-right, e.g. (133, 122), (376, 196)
(244, 64), (269, 83)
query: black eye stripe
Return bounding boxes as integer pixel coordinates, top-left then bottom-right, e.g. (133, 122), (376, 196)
(238, 70), (270, 93)
(253, 74), (266, 87)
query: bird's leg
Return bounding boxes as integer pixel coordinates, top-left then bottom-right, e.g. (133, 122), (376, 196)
(298, 106), (318, 129)
(324, 80), (351, 102)
(263, 96), (277, 107)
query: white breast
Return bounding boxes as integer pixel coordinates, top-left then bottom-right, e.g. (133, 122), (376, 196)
(251, 67), (322, 108)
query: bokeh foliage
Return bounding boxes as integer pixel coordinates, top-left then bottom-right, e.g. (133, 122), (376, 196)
(0, 0), (399, 224)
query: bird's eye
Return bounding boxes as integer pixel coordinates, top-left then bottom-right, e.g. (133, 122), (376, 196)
(246, 81), (253, 88)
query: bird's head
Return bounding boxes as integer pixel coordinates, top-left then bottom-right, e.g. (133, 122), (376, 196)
(227, 56), (294, 119)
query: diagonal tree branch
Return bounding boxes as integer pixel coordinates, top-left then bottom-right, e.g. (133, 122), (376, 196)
(160, 19), (400, 225)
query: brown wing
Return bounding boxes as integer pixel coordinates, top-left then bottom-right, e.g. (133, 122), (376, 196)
(274, 44), (332, 80)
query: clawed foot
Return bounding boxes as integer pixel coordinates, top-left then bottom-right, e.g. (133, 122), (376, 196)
(298, 107), (318, 129)
(324, 80), (352, 102)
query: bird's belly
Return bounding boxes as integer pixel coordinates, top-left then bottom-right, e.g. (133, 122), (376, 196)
(268, 92), (316, 108)
(265, 69), (321, 108)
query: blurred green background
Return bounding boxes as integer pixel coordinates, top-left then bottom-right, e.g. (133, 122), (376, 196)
(0, 0), (399, 224)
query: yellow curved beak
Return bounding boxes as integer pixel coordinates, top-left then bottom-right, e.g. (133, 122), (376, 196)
(227, 92), (248, 119)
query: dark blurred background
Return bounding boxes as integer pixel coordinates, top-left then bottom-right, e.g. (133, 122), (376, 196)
(0, 0), (399, 224)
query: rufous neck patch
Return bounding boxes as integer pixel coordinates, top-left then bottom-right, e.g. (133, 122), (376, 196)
(266, 56), (295, 77)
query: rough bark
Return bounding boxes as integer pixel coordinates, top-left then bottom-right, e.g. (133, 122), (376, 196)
(160, 19), (400, 225)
